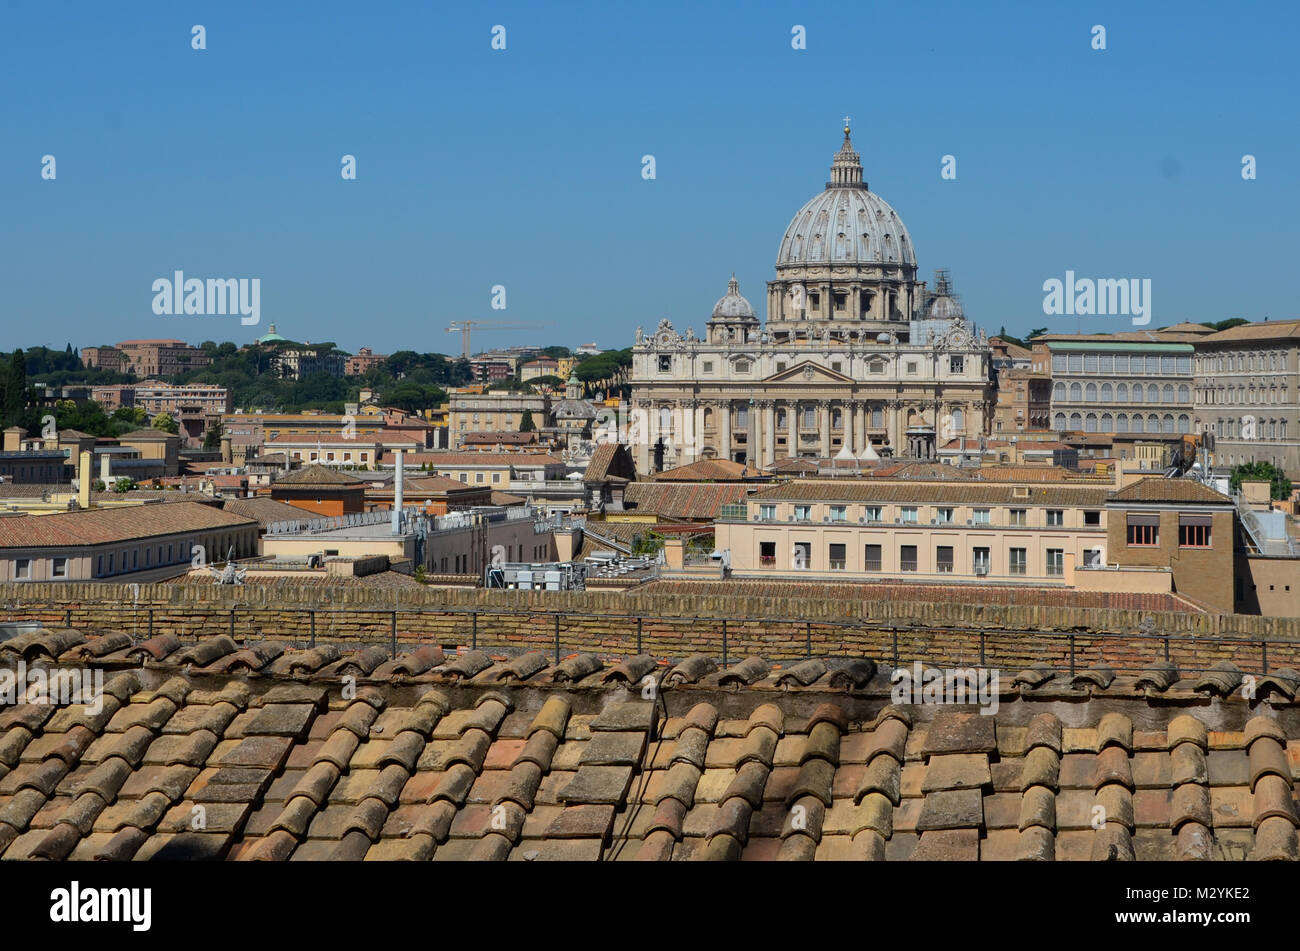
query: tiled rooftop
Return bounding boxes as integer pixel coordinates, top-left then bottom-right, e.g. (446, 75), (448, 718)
(0, 502), (256, 549)
(2, 628), (1296, 861)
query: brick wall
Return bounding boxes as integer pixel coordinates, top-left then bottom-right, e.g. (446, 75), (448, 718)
(2, 582), (1299, 674)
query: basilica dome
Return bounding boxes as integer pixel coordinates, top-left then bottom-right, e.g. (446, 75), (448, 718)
(775, 128), (916, 270)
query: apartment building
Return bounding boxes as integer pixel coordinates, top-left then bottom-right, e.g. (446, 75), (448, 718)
(991, 339), (1051, 435)
(345, 347), (387, 376)
(1192, 319), (1300, 475)
(716, 480), (1111, 583)
(1105, 478), (1237, 612)
(269, 466), (366, 517)
(1038, 336), (1196, 439)
(110, 339), (211, 377)
(0, 501), (257, 582)
(395, 451), (566, 488)
(448, 392), (549, 445)
(263, 436), (419, 470)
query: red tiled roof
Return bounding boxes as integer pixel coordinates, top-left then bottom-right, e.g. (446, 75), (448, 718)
(623, 482), (751, 519)
(1109, 478), (1232, 504)
(0, 501), (256, 549)
(5, 624), (1297, 861)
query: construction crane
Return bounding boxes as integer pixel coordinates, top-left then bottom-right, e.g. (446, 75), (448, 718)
(446, 321), (544, 360)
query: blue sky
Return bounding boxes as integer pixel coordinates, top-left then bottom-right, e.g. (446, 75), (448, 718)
(2, 0), (1297, 355)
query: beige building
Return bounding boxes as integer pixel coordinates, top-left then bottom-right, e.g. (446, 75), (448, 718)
(449, 392), (549, 445)
(629, 126), (993, 474)
(1192, 319), (1300, 475)
(716, 480), (1109, 583)
(0, 501), (257, 583)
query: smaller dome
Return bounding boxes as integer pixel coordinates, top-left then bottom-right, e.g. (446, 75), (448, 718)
(711, 274), (755, 320)
(257, 323), (287, 344)
(926, 270), (964, 320)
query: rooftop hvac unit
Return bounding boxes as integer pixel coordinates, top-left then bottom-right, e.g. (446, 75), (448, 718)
(975, 565), (989, 576)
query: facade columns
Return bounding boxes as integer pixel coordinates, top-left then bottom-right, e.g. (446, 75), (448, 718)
(761, 400), (776, 467)
(693, 401), (704, 463)
(718, 400), (731, 462)
(843, 402), (854, 455)
(819, 400), (831, 458)
(787, 401), (798, 457)
(635, 400), (651, 474)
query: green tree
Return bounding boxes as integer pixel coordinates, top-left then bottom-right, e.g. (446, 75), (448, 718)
(1025, 327), (1048, 340)
(151, 411), (179, 434)
(111, 477), (137, 494)
(3, 349), (27, 425)
(519, 410), (535, 432)
(203, 421), (223, 450)
(1230, 461), (1293, 501)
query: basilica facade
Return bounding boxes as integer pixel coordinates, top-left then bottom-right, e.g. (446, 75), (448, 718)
(628, 125), (994, 474)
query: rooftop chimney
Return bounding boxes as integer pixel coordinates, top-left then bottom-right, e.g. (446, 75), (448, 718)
(78, 451), (92, 509)
(100, 453), (111, 485)
(391, 449), (404, 535)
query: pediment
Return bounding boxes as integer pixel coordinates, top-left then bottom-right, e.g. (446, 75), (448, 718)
(763, 360), (855, 384)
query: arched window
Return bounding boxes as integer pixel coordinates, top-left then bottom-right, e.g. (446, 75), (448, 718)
(1069, 412), (1083, 430)
(1054, 413), (1066, 430)
(951, 408), (964, 432)
(1162, 414), (1174, 434)
(776, 408), (786, 428)
(1177, 384), (1189, 402)
(870, 405), (883, 428)
(1069, 383), (1082, 401)
(1177, 414), (1190, 434)
(1116, 414), (1129, 433)
(1053, 382), (1065, 401)
(1101, 413), (1113, 430)
(1132, 414), (1144, 433)
(1116, 383), (1128, 403)
(1085, 413), (1097, 433)
(1162, 384), (1174, 402)
(1085, 383), (1097, 402)
(832, 409), (842, 428)
(1147, 384), (1160, 402)
(1101, 383), (1112, 401)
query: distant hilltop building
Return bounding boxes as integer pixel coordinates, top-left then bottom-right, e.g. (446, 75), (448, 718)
(81, 339), (211, 377)
(629, 123), (993, 474)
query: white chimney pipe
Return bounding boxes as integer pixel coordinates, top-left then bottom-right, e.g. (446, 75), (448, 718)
(391, 449), (403, 535)
(100, 453), (111, 484)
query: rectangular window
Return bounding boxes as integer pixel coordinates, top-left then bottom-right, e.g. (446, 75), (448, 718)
(936, 546), (954, 573)
(899, 545), (918, 572)
(1084, 510), (1101, 526)
(759, 504), (776, 521)
(52, 557), (68, 578)
(1177, 356), (1191, 375)
(1126, 514), (1160, 546)
(906, 362), (918, 374)
(702, 361), (713, 373)
(658, 355), (671, 372)
(794, 504), (812, 521)
(901, 507), (918, 523)
(759, 541), (776, 567)
(793, 541), (811, 569)
(97, 555), (103, 576)
(828, 543), (846, 570)
(1084, 353), (1098, 372)
(1046, 549), (1064, 576)
(1099, 354), (1114, 373)
(865, 505), (882, 521)
(1052, 353), (1066, 372)
(1009, 548), (1027, 575)
(864, 544), (882, 572)
(829, 505), (847, 523)
(1179, 515), (1212, 548)
(14, 558), (31, 580)
(1046, 509), (1063, 526)
(492, 473), (501, 483)
(1114, 354), (1128, 373)
(972, 508), (990, 525)
(802, 407), (816, 428)
(1161, 356), (1175, 375)
(949, 356), (964, 373)
(936, 507), (954, 524)
(1084, 547), (1104, 568)
(972, 547), (990, 575)
(1068, 353), (1083, 372)
(1009, 509), (1027, 526)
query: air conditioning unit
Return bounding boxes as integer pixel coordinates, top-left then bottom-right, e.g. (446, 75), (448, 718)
(975, 565), (989, 576)
(822, 517), (830, 523)
(858, 517), (866, 524)
(895, 518), (903, 525)
(966, 519), (973, 525)
(930, 518), (937, 525)
(787, 516), (794, 522)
